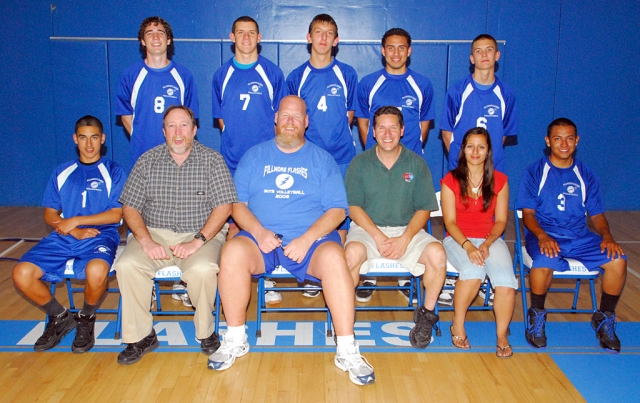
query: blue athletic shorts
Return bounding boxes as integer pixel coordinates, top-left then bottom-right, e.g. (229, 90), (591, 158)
(525, 231), (626, 273)
(237, 230), (342, 282)
(19, 231), (119, 282)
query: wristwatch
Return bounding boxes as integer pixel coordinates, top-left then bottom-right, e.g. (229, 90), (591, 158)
(194, 232), (207, 243)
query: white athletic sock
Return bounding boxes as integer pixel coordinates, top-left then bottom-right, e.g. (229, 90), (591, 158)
(336, 334), (355, 350)
(226, 325), (246, 341)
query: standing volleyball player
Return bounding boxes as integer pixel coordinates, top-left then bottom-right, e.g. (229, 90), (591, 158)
(212, 16), (285, 176)
(13, 116), (126, 353)
(354, 27), (435, 302)
(440, 34), (518, 171)
(212, 16), (285, 303)
(115, 16), (200, 165)
(286, 13), (358, 297)
(115, 16), (199, 306)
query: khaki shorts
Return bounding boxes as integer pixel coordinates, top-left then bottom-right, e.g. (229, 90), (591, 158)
(345, 222), (440, 276)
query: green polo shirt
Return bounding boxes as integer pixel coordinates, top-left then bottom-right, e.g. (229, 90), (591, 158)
(345, 144), (437, 227)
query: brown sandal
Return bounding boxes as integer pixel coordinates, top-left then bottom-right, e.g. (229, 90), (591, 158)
(496, 344), (513, 358)
(450, 325), (470, 349)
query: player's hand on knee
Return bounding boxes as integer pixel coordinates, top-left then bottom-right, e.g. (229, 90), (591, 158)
(601, 237), (625, 260)
(537, 233), (560, 258)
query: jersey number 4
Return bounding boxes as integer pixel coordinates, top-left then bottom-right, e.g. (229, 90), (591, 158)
(317, 96), (328, 112)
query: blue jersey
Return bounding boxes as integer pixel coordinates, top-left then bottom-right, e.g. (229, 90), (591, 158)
(516, 157), (605, 240)
(42, 157), (126, 235)
(286, 59), (358, 164)
(355, 68), (435, 154)
(441, 74), (518, 171)
(212, 55), (285, 174)
(115, 60), (200, 163)
(234, 140), (348, 245)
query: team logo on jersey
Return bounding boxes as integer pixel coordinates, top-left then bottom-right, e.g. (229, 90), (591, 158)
(563, 181), (580, 197)
(327, 84), (342, 97)
(275, 174), (294, 190)
(484, 104), (500, 118)
(248, 82), (263, 95)
(94, 245), (112, 255)
(163, 85), (179, 99)
(402, 172), (414, 182)
(86, 178), (104, 192)
(401, 95), (417, 109)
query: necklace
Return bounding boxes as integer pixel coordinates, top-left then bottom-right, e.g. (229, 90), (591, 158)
(469, 175), (482, 195)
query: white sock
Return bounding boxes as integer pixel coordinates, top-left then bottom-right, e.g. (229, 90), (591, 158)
(336, 334), (355, 349)
(226, 325), (246, 341)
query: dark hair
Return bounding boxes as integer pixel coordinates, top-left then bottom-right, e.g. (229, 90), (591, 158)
(75, 115), (103, 133)
(452, 127), (495, 211)
(382, 28), (411, 48)
(373, 106), (404, 128)
(163, 105), (197, 127)
(232, 16), (260, 34)
(471, 34), (498, 53)
(308, 14), (338, 38)
(547, 117), (577, 137)
(138, 16), (174, 55)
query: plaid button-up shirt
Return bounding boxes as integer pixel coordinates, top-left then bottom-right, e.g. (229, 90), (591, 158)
(120, 141), (238, 233)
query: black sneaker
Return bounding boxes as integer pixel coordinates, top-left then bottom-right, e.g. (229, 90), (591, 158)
(409, 306), (438, 349)
(117, 329), (160, 365)
(34, 309), (75, 351)
(525, 307), (547, 348)
(398, 280), (418, 304)
(72, 313), (96, 353)
(356, 280), (376, 303)
(591, 311), (621, 352)
(199, 332), (221, 355)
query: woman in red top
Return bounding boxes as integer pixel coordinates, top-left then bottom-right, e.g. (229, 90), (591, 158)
(441, 127), (517, 358)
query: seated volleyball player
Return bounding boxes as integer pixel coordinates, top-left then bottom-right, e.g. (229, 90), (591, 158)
(517, 118), (627, 351)
(13, 116), (126, 352)
(211, 96), (375, 386)
(441, 127), (516, 357)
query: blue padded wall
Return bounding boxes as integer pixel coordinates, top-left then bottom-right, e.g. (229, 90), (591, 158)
(1, 1), (639, 210)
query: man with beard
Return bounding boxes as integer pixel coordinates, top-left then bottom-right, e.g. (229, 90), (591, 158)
(209, 96), (375, 386)
(114, 105), (238, 365)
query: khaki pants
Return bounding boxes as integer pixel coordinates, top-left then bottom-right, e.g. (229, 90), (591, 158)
(115, 227), (226, 343)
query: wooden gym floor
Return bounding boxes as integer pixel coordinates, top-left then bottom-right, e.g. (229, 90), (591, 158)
(1, 206), (640, 402)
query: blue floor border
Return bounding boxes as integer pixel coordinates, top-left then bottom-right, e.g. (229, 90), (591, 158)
(3, 320), (640, 354)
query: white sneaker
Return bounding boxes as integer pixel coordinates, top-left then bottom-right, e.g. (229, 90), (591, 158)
(334, 340), (375, 386)
(207, 330), (250, 371)
(437, 276), (456, 306)
(263, 280), (282, 305)
(171, 283), (193, 307)
(301, 282), (321, 298)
